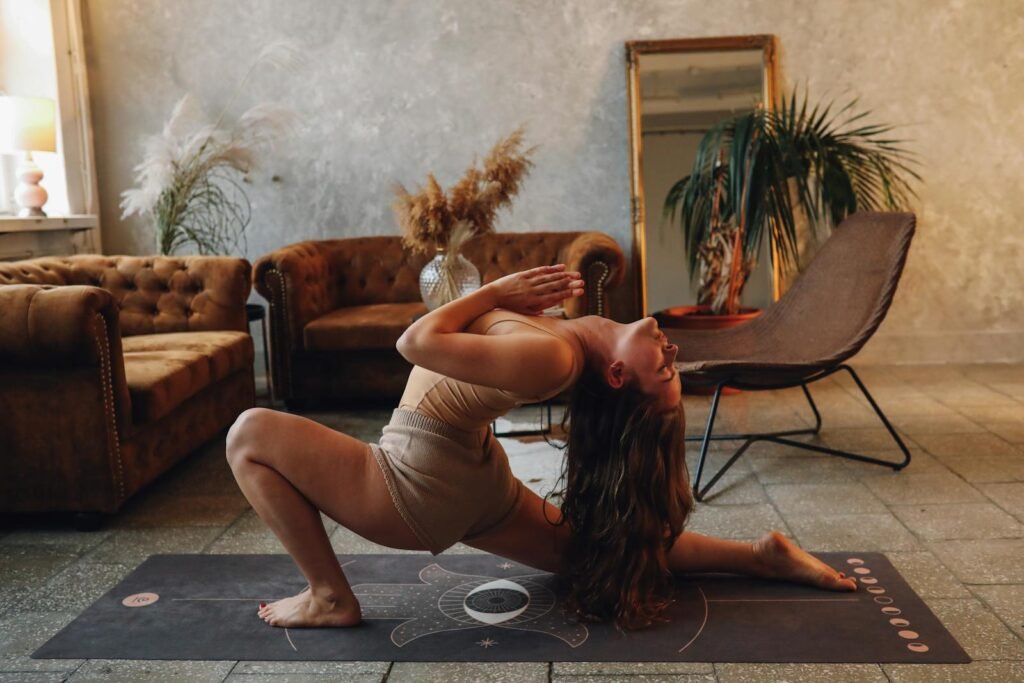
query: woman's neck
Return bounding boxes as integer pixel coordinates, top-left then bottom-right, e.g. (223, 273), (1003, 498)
(559, 315), (619, 372)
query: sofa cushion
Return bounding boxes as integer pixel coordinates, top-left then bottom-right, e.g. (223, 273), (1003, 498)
(304, 302), (427, 351)
(121, 331), (253, 423)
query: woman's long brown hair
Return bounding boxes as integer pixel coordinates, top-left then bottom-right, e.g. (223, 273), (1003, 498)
(552, 369), (693, 629)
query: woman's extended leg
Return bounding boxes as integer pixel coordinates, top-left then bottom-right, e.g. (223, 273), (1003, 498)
(226, 408), (426, 628)
(464, 486), (570, 573)
(466, 484), (855, 591)
(667, 531), (857, 591)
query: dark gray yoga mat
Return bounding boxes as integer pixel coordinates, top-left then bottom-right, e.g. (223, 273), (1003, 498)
(34, 552), (969, 663)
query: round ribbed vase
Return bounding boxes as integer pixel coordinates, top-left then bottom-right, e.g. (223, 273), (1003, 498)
(419, 248), (481, 311)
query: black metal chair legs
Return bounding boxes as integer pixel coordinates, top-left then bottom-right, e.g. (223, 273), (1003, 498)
(492, 400), (555, 437)
(686, 364), (912, 501)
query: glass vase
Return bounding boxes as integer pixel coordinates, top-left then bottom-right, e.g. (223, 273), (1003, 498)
(419, 247), (481, 311)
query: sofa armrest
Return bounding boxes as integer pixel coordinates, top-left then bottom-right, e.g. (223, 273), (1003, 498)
(557, 232), (627, 318)
(253, 242), (336, 349)
(253, 242), (338, 400)
(0, 284), (132, 435)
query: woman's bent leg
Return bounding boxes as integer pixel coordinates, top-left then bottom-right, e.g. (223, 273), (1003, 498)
(226, 407), (426, 627)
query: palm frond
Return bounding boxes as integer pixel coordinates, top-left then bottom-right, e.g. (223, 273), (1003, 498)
(663, 86), (920, 314)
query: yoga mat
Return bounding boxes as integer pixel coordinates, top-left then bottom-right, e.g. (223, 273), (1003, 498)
(34, 552), (969, 663)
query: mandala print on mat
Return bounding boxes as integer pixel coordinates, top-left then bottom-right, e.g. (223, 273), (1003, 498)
(352, 564), (589, 647)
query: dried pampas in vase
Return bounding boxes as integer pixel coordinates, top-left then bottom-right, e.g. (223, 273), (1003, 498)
(393, 127), (535, 309)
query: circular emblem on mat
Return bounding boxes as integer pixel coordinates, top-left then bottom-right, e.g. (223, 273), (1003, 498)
(859, 576), (878, 585)
(462, 580), (530, 624)
(907, 642), (929, 653)
(853, 567), (871, 575)
(881, 607), (902, 616)
(846, 558), (865, 565)
(890, 618), (910, 627)
(122, 592), (159, 607)
(873, 596), (894, 605)
(897, 630), (920, 640)
(866, 586), (886, 594)
(466, 586), (529, 615)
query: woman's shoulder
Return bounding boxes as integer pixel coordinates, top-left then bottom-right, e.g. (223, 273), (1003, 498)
(468, 308), (562, 336)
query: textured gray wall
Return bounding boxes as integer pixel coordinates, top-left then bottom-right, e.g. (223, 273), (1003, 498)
(83, 0), (1024, 362)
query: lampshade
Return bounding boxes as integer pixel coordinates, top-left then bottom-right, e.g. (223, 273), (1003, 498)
(0, 96), (57, 154)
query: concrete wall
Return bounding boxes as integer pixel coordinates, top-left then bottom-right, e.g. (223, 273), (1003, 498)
(82, 0), (1024, 363)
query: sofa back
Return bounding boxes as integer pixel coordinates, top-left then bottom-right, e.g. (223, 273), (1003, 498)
(321, 236), (431, 307)
(0, 255), (251, 336)
(296, 231), (611, 309)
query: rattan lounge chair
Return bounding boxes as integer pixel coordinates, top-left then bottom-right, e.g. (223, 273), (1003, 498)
(666, 211), (916, 501)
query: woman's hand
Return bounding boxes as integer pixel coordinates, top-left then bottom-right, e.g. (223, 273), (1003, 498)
(485, 264), (585, 315)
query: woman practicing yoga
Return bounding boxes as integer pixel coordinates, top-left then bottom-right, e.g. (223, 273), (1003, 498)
(227, 264), (856, 630)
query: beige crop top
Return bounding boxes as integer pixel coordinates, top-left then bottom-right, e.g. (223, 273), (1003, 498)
(398, 312), (581, 433)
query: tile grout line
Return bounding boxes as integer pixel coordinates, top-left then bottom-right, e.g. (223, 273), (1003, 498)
(962, 583), (1024, 650)
(222, 659), (240, 681)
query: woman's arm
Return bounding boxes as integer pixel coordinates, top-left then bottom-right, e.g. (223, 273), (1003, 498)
(396, 265), (584, 395)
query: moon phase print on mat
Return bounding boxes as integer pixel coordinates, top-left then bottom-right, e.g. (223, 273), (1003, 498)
(908, 642), (930, 653)
(121, 592), (159, 607)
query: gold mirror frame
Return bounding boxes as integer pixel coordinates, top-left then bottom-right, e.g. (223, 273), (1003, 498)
(626, 35), (779, 318)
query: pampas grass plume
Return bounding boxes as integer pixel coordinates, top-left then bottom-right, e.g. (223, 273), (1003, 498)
(394, 127), (535, 254)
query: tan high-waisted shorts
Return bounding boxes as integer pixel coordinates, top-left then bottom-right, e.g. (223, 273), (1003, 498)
(370, 408), (524, 555)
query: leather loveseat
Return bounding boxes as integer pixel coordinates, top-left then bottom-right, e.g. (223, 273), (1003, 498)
(0, 255), (255, 525)
(254, 231), (626, 407)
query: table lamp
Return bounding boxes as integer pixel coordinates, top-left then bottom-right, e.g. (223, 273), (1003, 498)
(0, 96), (57, 217)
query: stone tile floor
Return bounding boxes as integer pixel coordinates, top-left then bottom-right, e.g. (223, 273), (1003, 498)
(2, 363), (1023, 682)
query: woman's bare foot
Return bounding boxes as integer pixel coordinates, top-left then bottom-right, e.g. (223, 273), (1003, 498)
(751, 531), (857, 591)
(257, 586), (362, 628)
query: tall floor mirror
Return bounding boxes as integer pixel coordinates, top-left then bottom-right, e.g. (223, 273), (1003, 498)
(626, 35), (778, 318)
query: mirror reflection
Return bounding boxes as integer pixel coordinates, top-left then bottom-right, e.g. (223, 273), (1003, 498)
(628, 37), (777, 318)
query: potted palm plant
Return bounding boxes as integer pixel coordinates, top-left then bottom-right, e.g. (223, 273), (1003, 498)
(660, 91), (920, 326)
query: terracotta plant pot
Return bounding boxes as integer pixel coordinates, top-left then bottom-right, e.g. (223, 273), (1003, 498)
(653, 305), (762, 395)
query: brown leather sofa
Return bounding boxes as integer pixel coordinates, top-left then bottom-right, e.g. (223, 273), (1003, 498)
(253, 231), (626, 407)
(0, 255), (255, 525)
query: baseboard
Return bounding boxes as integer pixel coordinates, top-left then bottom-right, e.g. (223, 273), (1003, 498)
(855, 330), (1024, 364)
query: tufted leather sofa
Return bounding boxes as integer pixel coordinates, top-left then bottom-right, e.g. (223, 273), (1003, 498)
(253, 231), (626, 406)
(0, 255), (255, 522)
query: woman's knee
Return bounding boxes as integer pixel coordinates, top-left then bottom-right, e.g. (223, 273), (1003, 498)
(226, 407), (281, 467)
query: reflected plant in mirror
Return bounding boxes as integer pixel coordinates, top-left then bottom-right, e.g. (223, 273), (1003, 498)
(663, 91), (921, 315)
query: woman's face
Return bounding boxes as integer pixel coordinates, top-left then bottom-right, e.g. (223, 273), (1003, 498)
(613, 317), (681, 410)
